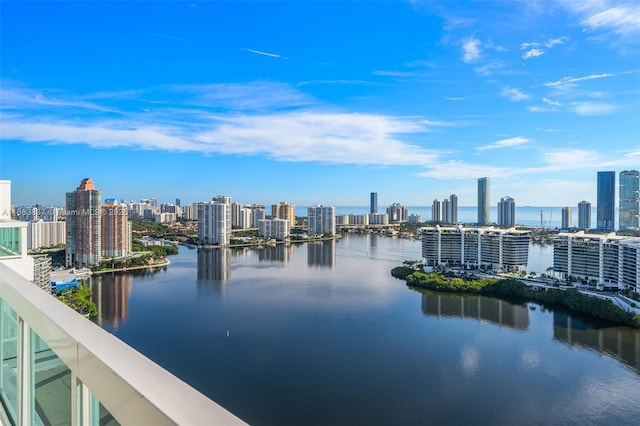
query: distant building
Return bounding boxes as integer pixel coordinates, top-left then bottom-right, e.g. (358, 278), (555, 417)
(272, 202), (296, 229)
(386, 203), (408, 223)
(407, 214), (422, 224)
(198, 195), (232, 245)
(348, 214), (369, 226)
(561, 207), (572, 229)
(239, 207), (252, 229)
(554, 231), (640, 291)
(578, 201), (591, 230)
(66, 178), (102, 267)
(307, 205), (335, 236)
(433, 195), (457, 224)
(231, 202), (243, 228)
(422, 225), (530, 271)
(251, 206), (266, 228)
(101, 199), (131, 258)
(431, 199), (443, 222)
(27, 220), (66, 250)
(258, 218), (290, 241)
(370, 192), (378, 214)
(478, 177), (490, 225)
(597, 171), (615, 232)
(497, 196), (515, 227)
(369, 213), (389, 225)
(619, 170), (639, 231)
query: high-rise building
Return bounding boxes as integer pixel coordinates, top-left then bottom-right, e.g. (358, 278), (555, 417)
(561, 207), (572, 229)
(307, 205), (335, 236)
(431, 199), (443, 222)
(272, 202), (296, 229)
(447, 194), (458, 224)
(27, 220), (66, 250)
(387, 203), (408, 223)
(370, 192), (378, 214)
(578, 201), (591, 230)
(175, 198), (181, 207)
(478, 177), (490, 225)
(101, 199), (131, 258)
(231, 202), (243, 228)
(597, 171), (615, 232)
(66, 178), (102, 267)
(258, 218), (290, 241)
(251, 206), (266, 228)
(197, 195), (232, 245)
(619, 170), (639, 231)
(497, 196), (515, 227)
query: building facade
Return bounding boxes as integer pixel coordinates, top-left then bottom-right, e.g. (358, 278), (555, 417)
(561, 207), (572, 229)
(370, 192), (378, 214)
(369, 213), (389, 225)
(27, 220), (66, 250)
(386, 203), (408, 223)
(421, 225), (530, 271)
(620, 170), (640, 231)
(258, 218), (290, 241)
(597, 171), (616, 232)
(198, 195), (232, 245)
(477, 177), (490, 225)
(66, 178), (102, 267)
(578, 201), (591, 230)
(497, 196), (515, 227)
(553, 231), (640, 291)
(101, 199), (131, 258)
(307, 205), (335, 236)
(431, 199), (443, 222)
(272, 202), (296, 229)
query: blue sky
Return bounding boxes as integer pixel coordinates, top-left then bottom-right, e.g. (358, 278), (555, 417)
(1, 1), (638, 208)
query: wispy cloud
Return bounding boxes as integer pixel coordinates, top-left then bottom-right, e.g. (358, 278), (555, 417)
(544, 72), (616, 88)
(520, 37), (567, 59)
(522, 48), (545, 59)
(243, 48), (288, 59)
(542, 97), (561, 107)
(461, 36), (482, 63)
(474, 61), (508, 76)
(477, 136), (529, 151)
(296, 80), (373, 87)
(443, 95), (475, 101)
(545, 37), (568, 48)
(500, 87), (529, 102)
(570, 101), (619, 115)
(576, 2), (640, 36)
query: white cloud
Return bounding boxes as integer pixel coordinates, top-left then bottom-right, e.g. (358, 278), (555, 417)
(544, 73), (615, 89)
(522, 48), (545, 59)
(570, 101), (619, 115)
(542, 97), (561, 106)
(243, 48), (288, 59)
(475, 61), (507, 76)
(545, 37), (568, 48)
(520, 41), (540, 50)
(500, 87), (529, 102)
(581, 4), (640, 36)
(477, 136), (529, 151)
(461, 37), (482, 63)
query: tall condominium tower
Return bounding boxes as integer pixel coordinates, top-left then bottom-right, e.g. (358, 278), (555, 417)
(272, 202), (296, 229)
(497, 196), (515, 227)
(578, 201), (591, 230)
(307, 205), (336, 236)
(561, 207), (572, 229)
(597, 171), (615, 232)
(387, 203), (408, 223)
(66, 178), (102, 267)
(447, 194), (458, 224)
(198, 195), (232, 245)
(370, 192), (378, 214)
(431, 199), (443, 222)
(101, 199), (131, 258)
(478, 177), (490, 225)
(619, 170), (639, 231)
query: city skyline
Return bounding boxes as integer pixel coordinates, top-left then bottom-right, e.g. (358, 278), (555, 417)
(1, 1), (639, 206)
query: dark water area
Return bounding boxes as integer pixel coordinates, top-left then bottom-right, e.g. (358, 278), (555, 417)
(91, 235), (640, 425)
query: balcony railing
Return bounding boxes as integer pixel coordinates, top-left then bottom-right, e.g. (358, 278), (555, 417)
(0, 263), (245, 425)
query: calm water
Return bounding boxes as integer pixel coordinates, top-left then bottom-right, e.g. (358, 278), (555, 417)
(91, 235), (640, 425)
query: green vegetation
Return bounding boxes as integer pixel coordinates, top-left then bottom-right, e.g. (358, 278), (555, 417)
(131, 242), (178, 257)
(391, 265), (640, 328)
(131, 218), (179, 239)
(56, 283), (98, 320)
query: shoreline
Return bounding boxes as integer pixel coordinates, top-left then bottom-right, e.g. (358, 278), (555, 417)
(90, 259), (171, 275)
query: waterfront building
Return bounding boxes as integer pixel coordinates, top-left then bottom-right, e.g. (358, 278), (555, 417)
(370, 192), (378, 214)
(66, 178), (102, 267)
(336, 215), (349, 226)
(561, 207), (572, 229)
(348, 214), (369, 226)
(447, 194), (458, 224)
(497, 196), (515, 227)
(386, 203), (408, 223)
(198, 195), (232, 245)
(620, 170), (640, 231)
(431, 199), (443, 222)
(369, 213), (389, 225)
(553, 231), (640, 291)
(478, 177), (491, 225)
(0, 180), (34, 280)
(258, 218), (290, 241)
(307, 205), (335, 236)
(597, 171), (616, 232)
(408, 214), (422, 224)
(421, 225), (530, 271)
(578, 201), (591, 230)
(231, 202), (243, 228)
(239, 207), (253, 229)
(101, 199), (131, 258)
(251, 206), (266, 228)
(272, 202), (296, 228)
(27, 220), (66, 250)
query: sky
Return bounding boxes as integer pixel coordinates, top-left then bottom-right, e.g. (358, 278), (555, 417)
(1, 0), (639, 208)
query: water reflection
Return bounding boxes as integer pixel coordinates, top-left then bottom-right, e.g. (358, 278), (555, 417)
(554, 312), (640, 373)
(257, 244), (293, 264)
(91, 273), (132, 330)
(307, 240), (336, 268)
(420, 291), (530, 330)
(197, 248), (231, 282)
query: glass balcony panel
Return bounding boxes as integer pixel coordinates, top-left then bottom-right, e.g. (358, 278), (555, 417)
(0, 227), (21, 257)
(0, 300), (18, 424)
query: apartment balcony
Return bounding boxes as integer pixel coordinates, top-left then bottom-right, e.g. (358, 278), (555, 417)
(0, 263), (245, 425)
